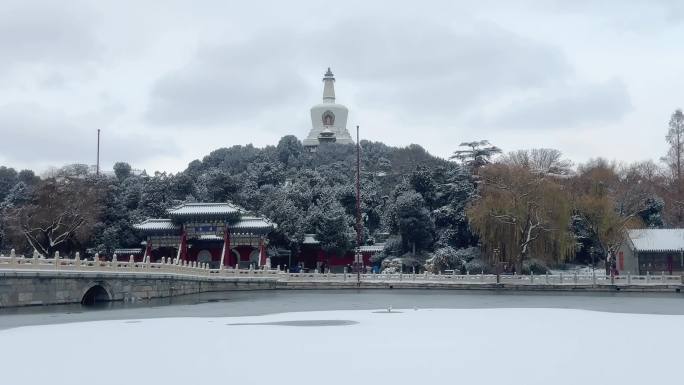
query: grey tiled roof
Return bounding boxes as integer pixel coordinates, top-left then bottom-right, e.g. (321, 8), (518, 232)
(360, 244), (385, 252)
(167, 202), (242, 217)
(133, 219), (180, 231)
(628, 229), (684, 252)
(113, 248), (143, 255)
(232, 216), (276, 230)
(303, 234), (320, 244)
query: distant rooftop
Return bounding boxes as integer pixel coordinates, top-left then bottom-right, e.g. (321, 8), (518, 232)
(303, 234), (320, 245)
(133, 218), (180, 232)
(167, 202), (242, 217)
(134, 213), (274, 233)
(232, 216), (276, 231)
(628, 229), (684, 252)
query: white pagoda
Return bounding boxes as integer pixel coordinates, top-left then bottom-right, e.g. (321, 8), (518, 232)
(303, 68), (354, 147)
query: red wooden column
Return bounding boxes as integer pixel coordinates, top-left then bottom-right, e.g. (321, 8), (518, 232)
(259, 238), (267, 266)
(220, 226), (231, 268)
(176, 228), (188, 263)
(143, 242), (152, 263)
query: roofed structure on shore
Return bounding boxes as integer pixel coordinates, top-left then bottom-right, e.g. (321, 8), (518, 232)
(132, 202), (275, 268)
(618, 228), (684, 275)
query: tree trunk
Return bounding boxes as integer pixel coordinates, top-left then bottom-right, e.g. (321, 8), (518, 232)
(516, 254), (524, 275)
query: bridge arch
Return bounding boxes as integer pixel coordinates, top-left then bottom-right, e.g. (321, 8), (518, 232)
(80, 283), (112, 305)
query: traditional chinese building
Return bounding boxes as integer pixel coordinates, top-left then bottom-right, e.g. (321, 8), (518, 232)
(133, 202), (275, 269)
(618, 228), (684, 275)
(290, 234), (384, 273)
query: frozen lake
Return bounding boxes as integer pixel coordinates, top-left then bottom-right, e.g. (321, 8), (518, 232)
(1, 306), (683, 385)
(1, 289), (683, 330)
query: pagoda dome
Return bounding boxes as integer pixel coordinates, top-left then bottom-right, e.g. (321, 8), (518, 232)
(303, 68), (354, 146)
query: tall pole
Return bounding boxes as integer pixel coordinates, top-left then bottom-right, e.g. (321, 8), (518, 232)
(96, 129), (101, 176)
(355, 125), (361, 280)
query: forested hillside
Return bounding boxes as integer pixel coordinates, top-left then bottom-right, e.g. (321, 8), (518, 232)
(0, 136), (475, 266)
(2, 108), (682, 273)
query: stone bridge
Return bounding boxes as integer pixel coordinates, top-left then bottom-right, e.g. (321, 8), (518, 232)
(1, 252), (683, 307)
(0, 270), (277, 307)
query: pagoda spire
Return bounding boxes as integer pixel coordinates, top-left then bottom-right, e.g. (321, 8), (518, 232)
(322, 67), (335, 102)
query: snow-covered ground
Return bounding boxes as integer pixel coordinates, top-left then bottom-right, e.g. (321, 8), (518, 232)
(1, 308), (681, 385)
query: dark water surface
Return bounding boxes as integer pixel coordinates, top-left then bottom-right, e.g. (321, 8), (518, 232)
(1, 289), (683, 330)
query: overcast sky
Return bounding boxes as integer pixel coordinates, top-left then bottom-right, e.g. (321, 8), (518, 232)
(1, 0), (683, 173)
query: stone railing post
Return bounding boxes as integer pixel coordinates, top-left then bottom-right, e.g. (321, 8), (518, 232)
(9, 249), (16, 266)
(54, 251), (60, 268)
(111, 254), (117, 269)
(592, 269), (596, 286)
(32, 249), (40, 264)
(559, 272), (563, 284)
(129, 255), (135, 269)
(530, 271), (534, 284)
(75, 252), (81, 267)
(646, 271), (650, 284)
(94, 253), (99, 267)
(545, 272), (549, 284)
(627, 271), (631, 285)
(573, 272), (578, 285)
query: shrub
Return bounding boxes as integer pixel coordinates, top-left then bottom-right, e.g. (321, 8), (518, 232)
(371, 236), (402, 264)
(465, 258), (492, 274)
(425, 246), (460, 273)
(522, 258), (550, 275)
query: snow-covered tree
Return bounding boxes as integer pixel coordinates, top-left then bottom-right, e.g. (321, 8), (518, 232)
(450, 140), (501, 170)
(10, 177), (105, 256)
(393, 190), (434, 253)
(0, 166), (18, 203)
(469, 163), (574, 272)
(113, 162), (132, 180)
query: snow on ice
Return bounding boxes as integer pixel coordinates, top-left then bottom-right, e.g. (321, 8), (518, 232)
(0, 308), (680, 385)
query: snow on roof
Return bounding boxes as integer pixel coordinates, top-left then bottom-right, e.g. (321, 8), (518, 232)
(198, 234), (222, 241)
(360, 244), (385, 252)
(133, 219), (180, 231)
(232, 216), (276, 230)
(167, 202), (242, 217)
(628, 229), (684, 252)
(302, 234), (383, 251)
(303, 234), (320, 244)
(113, 248), (143, 255)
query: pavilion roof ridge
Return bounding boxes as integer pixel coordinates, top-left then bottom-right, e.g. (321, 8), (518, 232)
(133, 218), (180, 231)
(167, 201), (243, 217)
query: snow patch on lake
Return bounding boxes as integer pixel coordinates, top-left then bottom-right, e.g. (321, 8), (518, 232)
(0, 308), (680, 385)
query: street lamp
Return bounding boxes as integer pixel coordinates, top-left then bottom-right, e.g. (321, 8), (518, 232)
(493, 248), (500, 284)
(590, 246), (596, 286)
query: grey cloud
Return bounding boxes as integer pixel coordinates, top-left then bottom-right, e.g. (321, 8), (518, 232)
(0, 103), (176, 169)
(477, 79), (632, 130)
(146, 18), (573, 127)
(145, 32), (311, 127)
(0, 1), (102, 83)
(315, 20), (572, 118)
